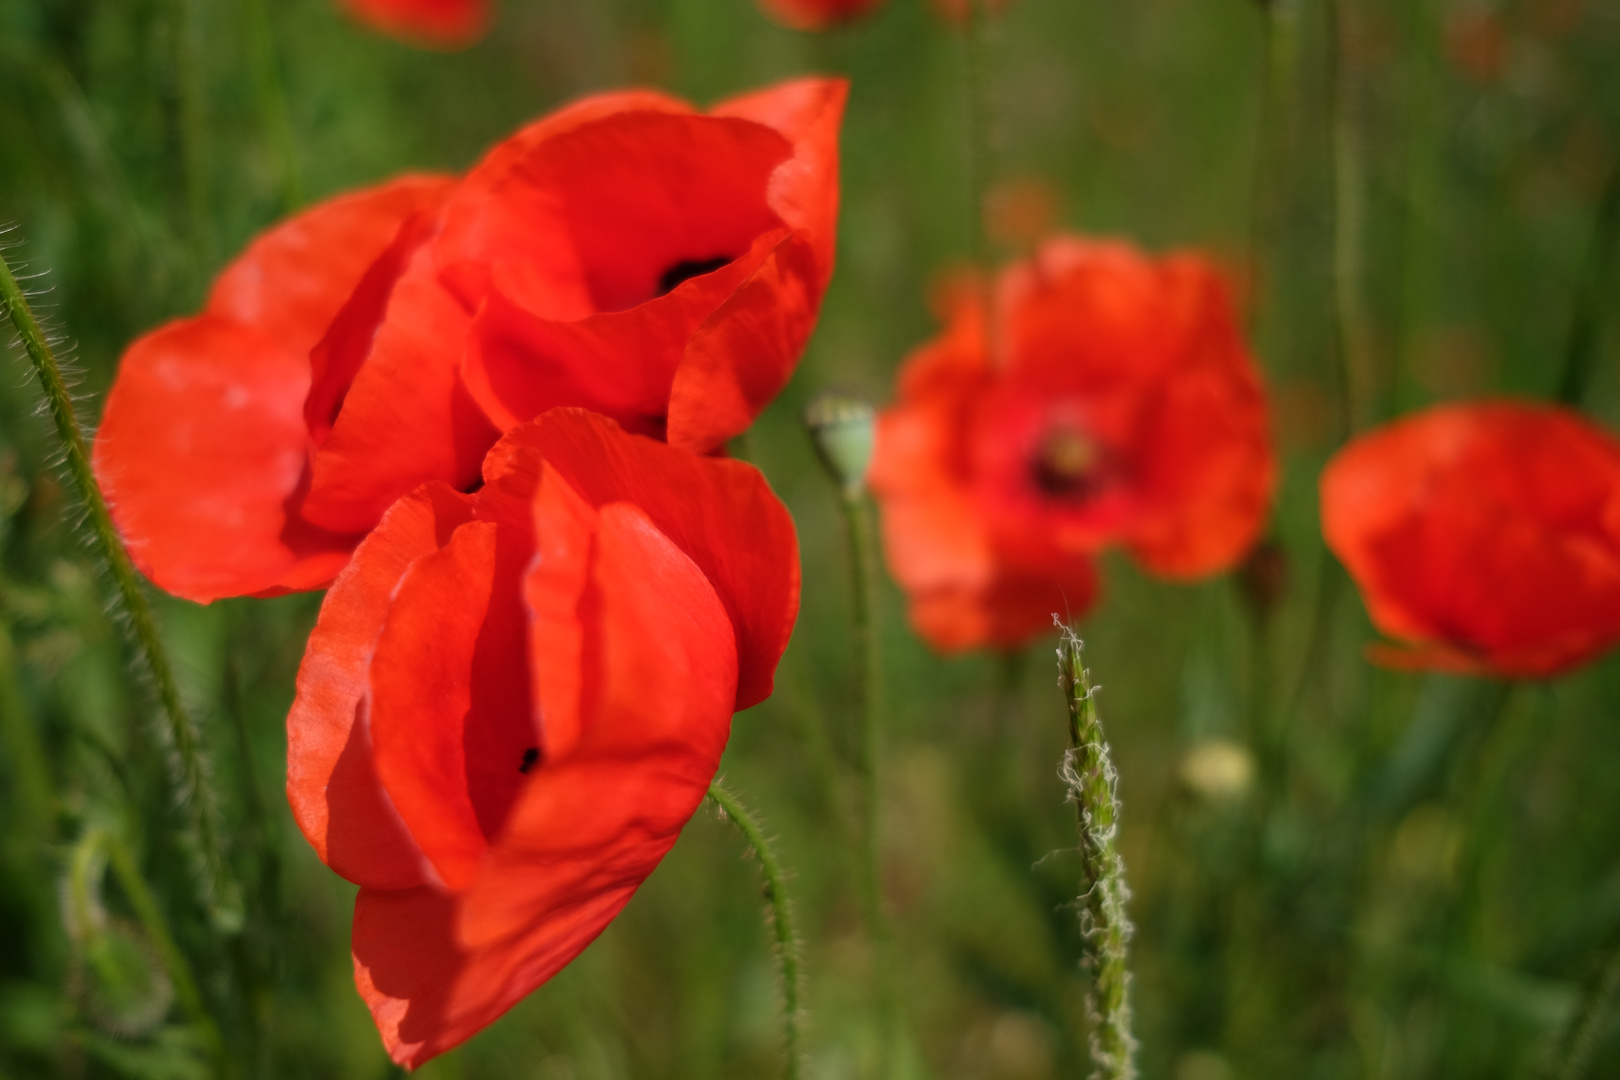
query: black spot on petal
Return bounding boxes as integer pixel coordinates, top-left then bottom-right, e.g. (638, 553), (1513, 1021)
(658, 256), (733, 296)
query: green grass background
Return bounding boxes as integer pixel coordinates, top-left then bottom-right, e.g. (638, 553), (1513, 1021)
(2, 0), (1620, 1076)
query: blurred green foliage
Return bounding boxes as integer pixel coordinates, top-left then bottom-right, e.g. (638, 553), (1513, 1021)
(1, 0), (1619, 1077)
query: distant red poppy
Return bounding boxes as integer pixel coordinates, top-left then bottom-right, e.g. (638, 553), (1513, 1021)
(342, 0), (490, 48)
(930, 0), (1014, 25)
(757, 0), (885, 30)
(286, 408), (800, 1066)
(869, 238), (1274, 652)
(1321, 401), (1620, 678)
(93, 78), (845, 603)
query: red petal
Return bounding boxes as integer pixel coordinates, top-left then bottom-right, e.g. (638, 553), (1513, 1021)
(484, 410), (799, 709)
(208, 174), (454, 361)
(756, 0), (887, 30)
(460, 229), (782, 435)
(92, 316), (356, 602)
(907, 561), (1099, 654)
(713, 77), (848, 288)
(286, 483), (474, 890)
(300, 223), (499, 534)
(351, 495), (739, 1068)
(366, 517), (537, 891)
(666, 230), (820, 452)
(433, 92), (697, 314)
(340, 0), (491, 48)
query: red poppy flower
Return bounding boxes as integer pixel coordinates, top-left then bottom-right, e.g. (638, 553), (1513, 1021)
(757, 0), (885, 31)
(341, 0), (491, 49)
(93, 78), (845, 603)
(1321, 401), (1620, 678)
(869, 237), (1274, 652)
(286, 408), (799, 1065)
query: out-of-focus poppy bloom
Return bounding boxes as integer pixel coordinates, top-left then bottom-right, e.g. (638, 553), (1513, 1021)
(286, 408), (799, 1066)
(93, 78), (845, 604)
(1321, 401), (1620, 678)
(757, 0), (885, 31)
(342, 0), (491, 49)
(869, 237), (1275, 652)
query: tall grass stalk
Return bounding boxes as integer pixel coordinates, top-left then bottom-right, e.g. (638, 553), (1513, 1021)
(0, 245), (239, 932)
(1056, 623), (1137, 1080)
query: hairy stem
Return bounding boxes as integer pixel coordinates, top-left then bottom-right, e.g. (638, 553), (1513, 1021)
(0, 247), (238, 931)
(1056, 624), (1137, 1080)
(707, 780), (805, 1080)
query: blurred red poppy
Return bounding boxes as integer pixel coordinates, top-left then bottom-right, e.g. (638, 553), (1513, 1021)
(869, 237), (1274, 652)
(93, 78), (845, 603)
(757, 0), (885, 31)
(930, 0), (1014, 25)
(286, 408), (800, 1066)
(342, 0), (490, 48)
(1321, 401), (1620, 678)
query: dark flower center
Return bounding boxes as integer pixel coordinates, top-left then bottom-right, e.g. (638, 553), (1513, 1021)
(657, 255), (733, 296)
(1032, 425), (1100, 499)
(518, 746), (540, 774)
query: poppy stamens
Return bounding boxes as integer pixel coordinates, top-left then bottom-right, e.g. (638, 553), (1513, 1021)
(518, 746), (540, 774)
(658, 256), (733, 296)
(1032, 425), (1100, 498)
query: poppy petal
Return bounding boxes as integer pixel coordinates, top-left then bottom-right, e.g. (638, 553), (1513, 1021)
(208, 174), (455, 361)
(484, 409), (799, 710)
(460, 229), (783, 435)
(367, 517), (537, 891)
(713, 76), (848, 287)
(286, 483), (474, 891)
(93, 316), (355, 602)
(300, 226), (499, 534)
(666, 229), (820, 452)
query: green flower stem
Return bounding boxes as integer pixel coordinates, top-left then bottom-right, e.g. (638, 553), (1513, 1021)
(840, 490), (899, 1074)
(1057, 625), (1138, 1080)
(707, 780), (805, 1080)
(98, 829), (227, 1069)
(241, 0), (304, 211)
(1542, 931), (1620, 1080)
(0, 249), (238, 931)
(1556, 162), (1620, 407)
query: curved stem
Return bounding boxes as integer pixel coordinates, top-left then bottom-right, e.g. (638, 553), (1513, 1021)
(1057, 625), (1138, 1080)
(0, 247), (238, 931)
(708, 780), (804, 1080)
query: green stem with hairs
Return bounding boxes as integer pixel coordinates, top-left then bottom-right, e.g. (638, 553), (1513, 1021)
(707, 780), (805, 1080)
(0, 248), (238, 931)
(1057, 624), (1137, 1080)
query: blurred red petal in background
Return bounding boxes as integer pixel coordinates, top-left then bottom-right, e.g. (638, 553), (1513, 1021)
(341, 0), (492, 49)
(1322, 401), (1620, 679)
(286, 409), (800, 1066)
(930, 0), (1015, 26)
(870, 236), (1275, 652)
(757, 0), (885, 31)
(94, 78), (844, 600)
